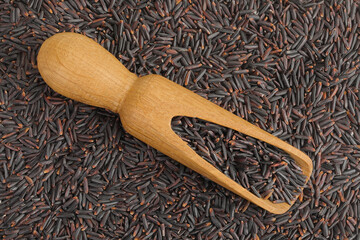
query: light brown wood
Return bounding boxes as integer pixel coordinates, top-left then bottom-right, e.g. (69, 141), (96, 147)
(37, 32), (313, 214)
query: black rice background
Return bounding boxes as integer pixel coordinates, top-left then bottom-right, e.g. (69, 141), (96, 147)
(1, 0), (360, 239)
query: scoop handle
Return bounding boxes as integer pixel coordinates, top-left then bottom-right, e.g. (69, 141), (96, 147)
(37, 32), (138, 113)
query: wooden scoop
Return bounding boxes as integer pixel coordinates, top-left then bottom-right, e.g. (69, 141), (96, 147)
(37, 32), (313, 214)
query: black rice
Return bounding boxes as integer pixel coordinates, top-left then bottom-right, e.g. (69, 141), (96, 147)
(1, 0), (360, 239)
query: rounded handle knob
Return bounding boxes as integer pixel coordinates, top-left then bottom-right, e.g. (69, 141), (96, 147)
(37, 32), (138, 112)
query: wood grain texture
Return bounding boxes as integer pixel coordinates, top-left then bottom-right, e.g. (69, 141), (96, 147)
(37, 32), (138, 112)
(37, 32), (313, 214)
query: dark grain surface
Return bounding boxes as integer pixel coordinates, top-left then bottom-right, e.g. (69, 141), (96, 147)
(1, 0), (360, 239)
